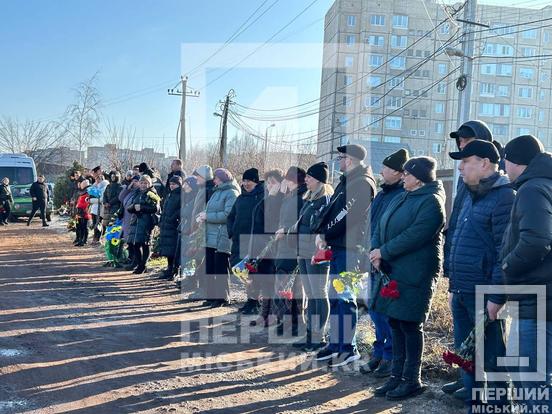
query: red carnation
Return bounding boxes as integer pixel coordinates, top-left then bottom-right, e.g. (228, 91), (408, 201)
(388, 280), (398, 290)
(312, 248), (333, 264)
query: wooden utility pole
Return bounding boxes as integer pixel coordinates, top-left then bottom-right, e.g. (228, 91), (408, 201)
(168, 76), (199, 162)
(218, 89), (235, 168)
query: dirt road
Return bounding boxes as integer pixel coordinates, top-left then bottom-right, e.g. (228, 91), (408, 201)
(0, 220), (463, 414)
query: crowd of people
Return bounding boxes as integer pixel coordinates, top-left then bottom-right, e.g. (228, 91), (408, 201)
(59, 120), (551, 412)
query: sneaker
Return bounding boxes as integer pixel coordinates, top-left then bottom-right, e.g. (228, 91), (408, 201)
(386, 380), (427, 401)
(442, 378), (463, 394)
(360, 356), (382, 374)
(373, 359), (393, 378)
(328, 351), (361, 368)
(42, 223), (49, 227)
(374, 376), (401, 397)
(314, 346), (338, 362)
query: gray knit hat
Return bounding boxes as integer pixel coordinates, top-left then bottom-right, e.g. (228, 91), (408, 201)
(193, 165), (214, 181)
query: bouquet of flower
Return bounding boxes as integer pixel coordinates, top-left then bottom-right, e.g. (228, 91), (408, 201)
(312, 248), (332, 265)
(231, 236), (278, 284)
(332, 269), (369, 295)
(379, 272), (400, 299)
(443, 310), (491, 373)
(67, 217), (77, 232)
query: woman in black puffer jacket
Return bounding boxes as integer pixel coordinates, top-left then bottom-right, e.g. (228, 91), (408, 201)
(158, 176), (182, 279)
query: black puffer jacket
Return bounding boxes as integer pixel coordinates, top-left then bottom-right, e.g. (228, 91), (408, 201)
(275, 184), (307, 270)
(158, 187), (181, 256)
(227, 182), (265, 265)
(317, 165), (376, 250)
(501, 152), (552, 320)
(102, 175), (122, 215)
(126, 188), (160, 245)
(296, 186), (333, 259)
(30, 181), (49, 204)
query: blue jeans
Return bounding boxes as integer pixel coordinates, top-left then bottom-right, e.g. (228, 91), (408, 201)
(451, 292), (508, 412)
(508, 319), (552, 412)
(328, 247), (358, 354)
(369, 310), (393, 361)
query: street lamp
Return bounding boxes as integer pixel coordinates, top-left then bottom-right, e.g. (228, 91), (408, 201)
(264, 123), (276, 170)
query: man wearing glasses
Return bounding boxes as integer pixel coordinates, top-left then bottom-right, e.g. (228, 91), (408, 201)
(313, 144), (377, 367)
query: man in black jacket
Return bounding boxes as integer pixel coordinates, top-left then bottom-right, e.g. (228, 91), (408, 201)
(501, 135), (552, 413)
(165, 159), (186, 195)
(27, 175), (49, 227)
(314, 144), (376, 367)
(103, 171), (123, 225)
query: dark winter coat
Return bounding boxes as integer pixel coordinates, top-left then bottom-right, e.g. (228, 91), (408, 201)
(371, 181), (446, 323)
(501, 152), (552, 320)
(295, 185), (333, 259)
(118, 185), (139, 241)
(446, 173), (514, 304)
(102, 181), (122, 215)
(370, 181), (404, 235)
(204, 181), (240, 254)
(227, 182), (265, 264)
(443, 179), (468, 275)
(249, 188), (284, 259)
(126, 187), (160, 245)
(0, 183), (13, 203)
(275, 183), (307, 271)
(30, 181), (49, 204)
(165, 170), (184, 194)
(317, 165), (376, 250)
(158, 187), (181, 257)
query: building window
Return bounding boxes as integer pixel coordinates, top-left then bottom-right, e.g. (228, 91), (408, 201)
(520, 68), (534, 79)
(345, 56), (354, 67)
(385, 116), (402, 130)
(422, 70), (430, 78)
(386, 96), (402, 108)
(420, 109), (427, 118)
(415, 50), (422, 57)
(540, 90), (546, 100)
(370, 15), (385, 26)
(347, 15), (356, 27)
(365, 95), (381, 108)
(391, 35), (408, 48)
(541, 72), (550, 82)
(344, 75), (353, 86)
(342, 95), (352, 107)
(480, 103), (510, 117)
(492, 23), (515, 38)
(390, 56), (406, 69)
(338, 115), (349, 126)
(340, 135), (349, 145)
(522, 47), (536, 57)
(346, 35), (356, 46)
(369, 54), (384, 67)
(516, 128), (531, 136)
(539, 110), (545, 122)
(367, 76), (382, 88)
(435, 102), (445, 114)
(437, 82), (447, 94)
(410, 129), (417, 136)
(392, 15), (408, 29)
(438, 63), (447, 75)
(545, 31), (551, 43)
(522, 28), (537, 39)
(366, 35), (385, 47)
(369, 114), (381, 128)
(492, 124), (508, 136)
(419, 130), (426, 137)
(517, 106), (533, 119)
(497, 85), (510, 97)
(440, 23), (450, 34)
(384, 136), (401, 143)
(497, 64), (512, 76)
(390, 77), (404, 89)
(485, 44), (514, 57)
(480, 82), (495, 96)
(518, 87), (533, 98)
(435, 122), (444, 134)
(481, 64), (496, 75)
(432, 143), (443, 154)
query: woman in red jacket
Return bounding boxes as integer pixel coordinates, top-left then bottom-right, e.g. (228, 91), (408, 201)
(75, 180), (92, 246)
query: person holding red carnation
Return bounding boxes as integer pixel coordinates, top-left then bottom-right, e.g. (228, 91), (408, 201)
(369, 156), (446, 400)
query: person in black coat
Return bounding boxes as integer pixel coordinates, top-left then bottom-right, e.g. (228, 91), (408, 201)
(102, 171), (122, 224)
(27, 175), (50, 227)
(158, 176), (182, 279)
(227, 168), (265, 314)
(165, 159), (186, 196)
(0, 177), (13, 225)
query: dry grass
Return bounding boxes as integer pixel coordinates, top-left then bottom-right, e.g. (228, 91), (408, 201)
(357, 276), (457, 380)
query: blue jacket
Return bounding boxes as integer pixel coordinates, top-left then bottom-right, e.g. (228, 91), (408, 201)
(446, 173), (514, 303)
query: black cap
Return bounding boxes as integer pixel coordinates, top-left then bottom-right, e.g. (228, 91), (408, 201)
(337, 144), (367, 161)
(242, 167), (260, 183)
(403, 156), (437, 183)
(504, 135), (544, 166)
(306, 162), (329, 184)
(92, 165), (101, 173)
(449, 139), (500, 164)
(382, 148), (410, 172)
(450, 120), (493, 142)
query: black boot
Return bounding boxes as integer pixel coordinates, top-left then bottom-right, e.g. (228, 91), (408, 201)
(386, 379), (426, 400)
(374, 376), (401, 397)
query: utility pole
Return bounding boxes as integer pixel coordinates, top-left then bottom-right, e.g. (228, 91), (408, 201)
(452, 0), (477, 199)
(264, 123), (275, 172)
(168, 76), (199, 162)
(218, 90), (235, 168)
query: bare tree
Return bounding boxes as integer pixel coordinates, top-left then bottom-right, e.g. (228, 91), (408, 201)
(0, 116), (69, 164)
(103, 119), (140, 172)
(64, 73), (101, 163)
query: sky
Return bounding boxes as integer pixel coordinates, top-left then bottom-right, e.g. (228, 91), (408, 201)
(0, 0), (546, 157)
